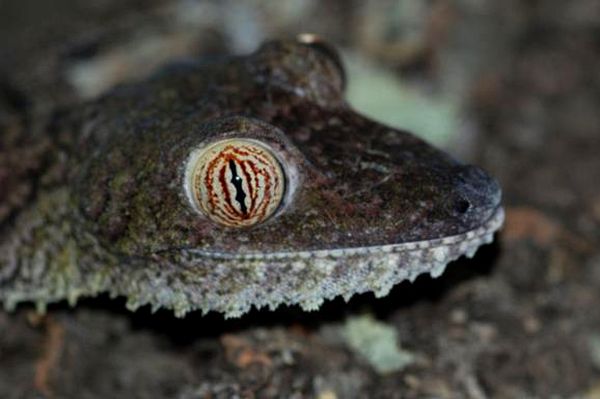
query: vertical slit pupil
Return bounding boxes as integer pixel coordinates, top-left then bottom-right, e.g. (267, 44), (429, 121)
(228, 159), (248, 215)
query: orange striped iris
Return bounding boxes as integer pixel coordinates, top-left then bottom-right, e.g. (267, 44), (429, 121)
(187, 139), (285, 227)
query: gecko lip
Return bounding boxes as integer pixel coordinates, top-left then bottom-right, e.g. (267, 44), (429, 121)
(180, 205), (504, 261)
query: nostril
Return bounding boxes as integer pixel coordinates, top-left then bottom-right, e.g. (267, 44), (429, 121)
(453, 197), (472, 214)
(458, 165), (502, 211)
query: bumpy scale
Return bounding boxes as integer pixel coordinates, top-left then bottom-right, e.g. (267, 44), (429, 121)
(0, 37), (503, 317)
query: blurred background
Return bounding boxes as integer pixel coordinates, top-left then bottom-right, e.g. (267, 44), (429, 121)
(1, 1), (599, 398)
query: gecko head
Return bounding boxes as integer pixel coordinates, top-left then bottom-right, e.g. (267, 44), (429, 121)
(77, 37), (502, 257)
(71, 37), (503, 316)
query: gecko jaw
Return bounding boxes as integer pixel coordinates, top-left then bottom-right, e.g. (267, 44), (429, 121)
(0, 204), (504, 318)
(121, 206), (505, 317)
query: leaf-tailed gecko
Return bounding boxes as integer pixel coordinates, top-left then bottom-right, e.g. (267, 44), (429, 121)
(0, 37), (503, 317)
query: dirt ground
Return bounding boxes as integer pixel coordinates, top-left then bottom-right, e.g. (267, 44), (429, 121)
(1, 1), (599, 398)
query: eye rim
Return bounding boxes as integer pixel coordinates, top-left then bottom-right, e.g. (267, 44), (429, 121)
(184, 137), (287, 228)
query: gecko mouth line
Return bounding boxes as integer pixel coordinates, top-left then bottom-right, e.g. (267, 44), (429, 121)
(182, 206), (505, 261)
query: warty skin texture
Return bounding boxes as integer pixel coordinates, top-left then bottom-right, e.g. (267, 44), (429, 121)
(0, 39), (503, 317)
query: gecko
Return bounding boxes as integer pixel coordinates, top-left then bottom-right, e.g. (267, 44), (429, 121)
(0, 36), (503, 318)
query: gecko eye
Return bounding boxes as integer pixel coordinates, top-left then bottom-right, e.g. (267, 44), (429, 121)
(186, 138), (286, 228)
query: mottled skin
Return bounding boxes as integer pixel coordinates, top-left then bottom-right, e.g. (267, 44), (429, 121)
(0, 39), (503, 317)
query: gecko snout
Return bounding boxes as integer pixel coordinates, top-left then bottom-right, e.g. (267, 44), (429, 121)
(452, 165), (502, 222)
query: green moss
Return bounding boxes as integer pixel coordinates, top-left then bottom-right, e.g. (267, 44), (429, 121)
(341, 314), (414, 374)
